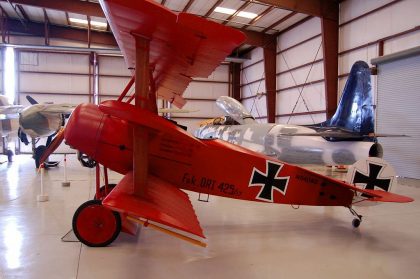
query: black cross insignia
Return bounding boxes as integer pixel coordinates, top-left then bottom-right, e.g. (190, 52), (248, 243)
(352, 162), (392, 194)
(249, 161), (290, 202)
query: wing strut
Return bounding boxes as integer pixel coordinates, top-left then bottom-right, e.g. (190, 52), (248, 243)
(133, 35), (151, 197)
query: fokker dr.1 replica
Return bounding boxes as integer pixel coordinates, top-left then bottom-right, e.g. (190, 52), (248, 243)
(195, 61), (384, 166)
(41, 0), (413, 248)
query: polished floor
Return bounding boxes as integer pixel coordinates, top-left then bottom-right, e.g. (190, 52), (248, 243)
(0, 154), (419, 279)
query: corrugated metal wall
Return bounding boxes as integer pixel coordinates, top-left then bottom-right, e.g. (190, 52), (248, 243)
(375, 53), (420, 178)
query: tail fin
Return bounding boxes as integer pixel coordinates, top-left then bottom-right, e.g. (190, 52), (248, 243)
(322, 61), (374, 135)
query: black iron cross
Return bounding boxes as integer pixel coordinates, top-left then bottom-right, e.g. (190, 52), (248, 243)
(249, 161), (289, 202)
(353, 162), (392, 192)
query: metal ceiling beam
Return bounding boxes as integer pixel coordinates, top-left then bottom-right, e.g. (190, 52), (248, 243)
(262, 11), (297, 33)
(182, 0), (195, 12)
(242, 6), (274, 30)
(7, 18), (117, 46)
(255, 0), (338, 21)
(1, 0), (105, 17)
(222, 1), (251, 25)
(241, 29), (276, 47)
(204, 0), (223, 17)
(263, 39), (277, 123)
(322, 17), (338, 119)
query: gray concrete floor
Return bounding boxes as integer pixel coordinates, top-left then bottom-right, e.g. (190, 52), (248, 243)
(1, 154), (419, 279)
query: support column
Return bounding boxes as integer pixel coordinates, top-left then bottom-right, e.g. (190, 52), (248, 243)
(263, 39), (277, 123)
(133, 36), (150, 197)
(321, 17), (339, 119)
(230, 62), (241, 101)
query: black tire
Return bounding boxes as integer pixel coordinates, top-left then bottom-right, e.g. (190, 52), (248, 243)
(72, 200), (121, 247)
(94, 184), (117, 200)
(352, 218), (361, 228)
(6, 149), (13, 162)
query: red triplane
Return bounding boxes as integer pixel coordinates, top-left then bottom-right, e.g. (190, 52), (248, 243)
(41, 0), (413, 247)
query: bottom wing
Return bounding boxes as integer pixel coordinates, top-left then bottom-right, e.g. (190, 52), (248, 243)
(102, 172), (205, 245)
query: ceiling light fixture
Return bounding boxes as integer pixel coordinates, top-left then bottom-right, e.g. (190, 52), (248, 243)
(214, 6), (257, 19)
(69, 17), (107, 28)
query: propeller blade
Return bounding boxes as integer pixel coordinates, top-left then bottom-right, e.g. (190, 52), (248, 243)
(39, 128), (65, 165)
(26, 95), (38, 105)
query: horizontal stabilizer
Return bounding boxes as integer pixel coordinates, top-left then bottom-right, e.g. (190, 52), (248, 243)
(102, 172), (205, 240)
(361, 189), (414, 203)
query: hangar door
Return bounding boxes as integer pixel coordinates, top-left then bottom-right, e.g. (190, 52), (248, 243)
(372, 47), (420, 179)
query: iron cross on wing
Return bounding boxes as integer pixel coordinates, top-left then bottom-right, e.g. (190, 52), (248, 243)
(249, 160), (290, 202)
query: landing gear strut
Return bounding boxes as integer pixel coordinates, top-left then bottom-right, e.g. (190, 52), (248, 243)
(348, 207), (362, 228)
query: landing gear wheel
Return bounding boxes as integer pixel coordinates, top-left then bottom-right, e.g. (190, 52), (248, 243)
(352, 218), (361, 228)
(348, 206), (362, 228)
(6, 149), (13, 162)
(94, 184), (117, 200)
(72, 200), (121, 247)
(77, 152), (96, 168)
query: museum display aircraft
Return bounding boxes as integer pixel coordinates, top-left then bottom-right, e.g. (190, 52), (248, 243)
(195, 61), (385, 166)
(0, 95), (75, 165)
(40, 0), (413, 248)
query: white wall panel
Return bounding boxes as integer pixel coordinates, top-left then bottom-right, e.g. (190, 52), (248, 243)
(98, 56), (131, 76)
(277, 113), (326, 125)
(183, 82), (229, 99)
(277, 61), (324, 89)
(241, 80), (266, 99)
(277, 36), (323, 72)
(20, 52), (89, 74)
(277, 17), (321, 51)
(339, 0), (393, 24)
(19, 73), (89, 94)
(339, 0), (420, 52)
(243, 48), (263, 68)
(384, 30), (420, 55)
(99, 76), (131, 96)
(277, 83), (325, 115)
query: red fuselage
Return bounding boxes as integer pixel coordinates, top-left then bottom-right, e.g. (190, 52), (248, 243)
(65, 103), (356, 207)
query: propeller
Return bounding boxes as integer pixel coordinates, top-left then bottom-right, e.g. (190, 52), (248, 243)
(39, 128), (65, 166)
(26, 95), (39, 105)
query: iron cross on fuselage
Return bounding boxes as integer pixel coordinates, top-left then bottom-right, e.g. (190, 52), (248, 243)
(249, 161), (290, 202)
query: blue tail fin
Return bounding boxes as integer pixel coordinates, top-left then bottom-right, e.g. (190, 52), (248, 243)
(322, 61), (374, 135)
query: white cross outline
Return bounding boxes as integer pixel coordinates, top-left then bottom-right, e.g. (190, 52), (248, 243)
(248, 160), (290, 202)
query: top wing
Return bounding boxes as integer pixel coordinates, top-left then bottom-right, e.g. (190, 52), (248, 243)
(99, 0), (246, 107)
(39, 104), (76, 114)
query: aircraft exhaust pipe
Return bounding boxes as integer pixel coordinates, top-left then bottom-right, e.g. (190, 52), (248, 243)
(369, 143), (383, 158)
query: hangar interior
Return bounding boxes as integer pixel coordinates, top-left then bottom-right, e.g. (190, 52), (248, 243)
(0, 0), (419, 278)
